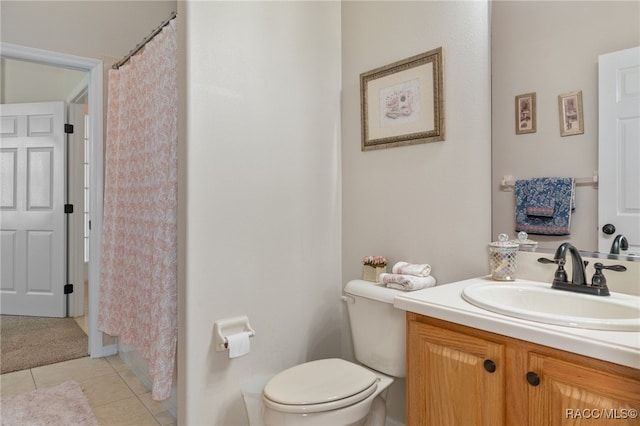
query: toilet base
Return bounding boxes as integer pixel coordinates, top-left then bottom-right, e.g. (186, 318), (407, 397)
(264, 406), (369, 426)
(364, 394), (387, 426)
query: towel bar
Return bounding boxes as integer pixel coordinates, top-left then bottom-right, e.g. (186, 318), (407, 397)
(500, 171), (598, 191)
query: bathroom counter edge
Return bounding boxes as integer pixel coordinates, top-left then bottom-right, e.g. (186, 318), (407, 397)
(393, 277), (640, 369)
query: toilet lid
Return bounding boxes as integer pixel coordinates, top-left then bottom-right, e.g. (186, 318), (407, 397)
(263, 358), (378, 406)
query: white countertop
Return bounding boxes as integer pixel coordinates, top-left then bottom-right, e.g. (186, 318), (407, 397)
(393, 277), (640, 369)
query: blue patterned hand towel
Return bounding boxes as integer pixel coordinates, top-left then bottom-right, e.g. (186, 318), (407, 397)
(514, 177), (575, 235)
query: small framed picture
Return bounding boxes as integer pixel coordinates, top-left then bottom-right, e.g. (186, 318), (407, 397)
(558, 90), (584, 137)
(360, 47), (444, 151)
(515, 92), (536, 134)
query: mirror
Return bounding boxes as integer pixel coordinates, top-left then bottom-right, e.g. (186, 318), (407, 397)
(491, 1), (639, 261)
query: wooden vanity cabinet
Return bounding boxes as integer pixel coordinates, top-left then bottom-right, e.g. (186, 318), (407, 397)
(528, 354), (639, 426)
(407, 313), (640, 426)
(406, 315), (506, 425)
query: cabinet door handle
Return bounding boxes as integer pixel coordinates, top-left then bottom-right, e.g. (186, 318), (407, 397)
(526, 371), (540, 386)
(483, 359), (496, 373)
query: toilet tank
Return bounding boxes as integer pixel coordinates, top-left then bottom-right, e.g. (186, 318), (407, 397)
(344, 280), (406, 378)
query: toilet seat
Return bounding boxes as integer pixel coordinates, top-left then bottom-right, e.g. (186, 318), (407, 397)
(263, 358), (379, 414)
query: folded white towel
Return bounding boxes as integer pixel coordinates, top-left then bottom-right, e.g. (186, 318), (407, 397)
(391, 261), (432, 277)
(380, 273), (436, 291)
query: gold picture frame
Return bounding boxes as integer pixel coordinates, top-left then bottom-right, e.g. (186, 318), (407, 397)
(515, 92), (536, 134)
(360, 47), (444, 151)
(558, 90), (584, 137)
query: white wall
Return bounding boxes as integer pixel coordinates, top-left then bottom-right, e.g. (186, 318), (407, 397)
(0, 59), (86, 103)
(179, 2), (342, 424)
(0, 1), (176, 61)
(491, 1), (640, 252)
(341, 2), (492, 422)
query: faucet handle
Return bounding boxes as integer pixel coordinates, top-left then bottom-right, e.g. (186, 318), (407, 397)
(594, 263), (627, 273)
(538, 257), (568, 282)
(591, 262), (627, 288)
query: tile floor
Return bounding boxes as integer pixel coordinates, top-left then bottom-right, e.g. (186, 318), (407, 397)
(0, 355), (176, 426)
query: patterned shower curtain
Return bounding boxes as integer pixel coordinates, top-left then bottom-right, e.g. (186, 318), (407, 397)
(99, 20), (177, 401)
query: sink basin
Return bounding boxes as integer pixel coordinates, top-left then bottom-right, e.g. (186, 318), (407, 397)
(461, 280), (640, 331)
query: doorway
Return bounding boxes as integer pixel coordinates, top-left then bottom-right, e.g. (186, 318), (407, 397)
(1, 42), (108, 357)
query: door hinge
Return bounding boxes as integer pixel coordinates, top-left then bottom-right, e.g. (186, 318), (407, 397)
(64, 204), (74, 214)
(65, 124), (74, 134)
(64, 284), (74, 294)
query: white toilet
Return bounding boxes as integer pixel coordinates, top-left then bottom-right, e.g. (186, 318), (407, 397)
(261, 280), (407, 426)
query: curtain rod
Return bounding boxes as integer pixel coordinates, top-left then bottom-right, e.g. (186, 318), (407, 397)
(112, 11), (177, 70)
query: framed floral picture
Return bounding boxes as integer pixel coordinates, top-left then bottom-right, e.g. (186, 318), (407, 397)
(515, 92), (536, 134)
(360, 47), (444, 151)
(558, 90), (584, 137)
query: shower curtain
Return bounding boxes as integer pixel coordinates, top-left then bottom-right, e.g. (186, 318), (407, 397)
(99, 20), (177, 401)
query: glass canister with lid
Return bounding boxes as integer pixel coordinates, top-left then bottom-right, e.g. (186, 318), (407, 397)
(488, 233), (519, 281)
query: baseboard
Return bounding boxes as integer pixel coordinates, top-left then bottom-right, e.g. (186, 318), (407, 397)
(386, 417), (405, 426)
(94, 343), (118, 357)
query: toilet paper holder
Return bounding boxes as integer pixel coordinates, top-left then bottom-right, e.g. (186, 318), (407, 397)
(213, 316), (256, 352)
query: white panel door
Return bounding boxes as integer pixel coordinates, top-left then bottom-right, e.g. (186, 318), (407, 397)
(1, 102), (66, 317)
(598, 47), (640, 257)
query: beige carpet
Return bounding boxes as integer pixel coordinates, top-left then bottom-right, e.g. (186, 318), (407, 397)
(0, 380), (99, 426)
(0, 315), (88, 374)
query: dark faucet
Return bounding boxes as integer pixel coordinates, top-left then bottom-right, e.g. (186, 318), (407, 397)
(553, 242), (587, 285)
(538, 242), (627, 296)
(610, 234), (629, 255)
